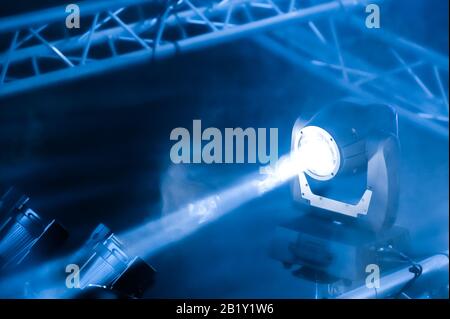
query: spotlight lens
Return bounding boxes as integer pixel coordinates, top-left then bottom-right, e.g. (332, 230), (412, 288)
(296, 126), (340, 180)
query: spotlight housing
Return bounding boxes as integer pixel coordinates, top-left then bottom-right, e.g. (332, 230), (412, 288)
(0, 188), (68, 272)
(291, 99), (400, 232)
(73, 224), (156, 299)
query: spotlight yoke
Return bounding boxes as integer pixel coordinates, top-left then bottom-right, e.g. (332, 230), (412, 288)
(291, 100), (400, 232)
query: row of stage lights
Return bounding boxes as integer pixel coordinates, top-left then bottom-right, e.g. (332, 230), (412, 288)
(0, 188), (155, 298)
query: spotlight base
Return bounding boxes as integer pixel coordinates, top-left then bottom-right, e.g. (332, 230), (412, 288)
(270, 214), (410, 282)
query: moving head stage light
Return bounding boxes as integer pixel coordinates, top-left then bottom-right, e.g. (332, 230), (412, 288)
(292, 99), (400, 231)
(0, 188), (68, 273)
(271, 100), (410, 289)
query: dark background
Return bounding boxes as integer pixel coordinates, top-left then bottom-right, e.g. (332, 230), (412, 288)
(0, 0), (448, 297)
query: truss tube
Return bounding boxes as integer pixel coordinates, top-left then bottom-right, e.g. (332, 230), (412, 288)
(0, 3), (227, 65)
(0, 21), (154, 65)
(0, 1), (358, 65)
(348, 16), (449, 70)
(254, 35), (449, 137)
(0, 0), (364, 98)
(165, 0), (361, 55)
(337, 252), (449, 299)
(0, 0), (150, 32)
(269, 28), (446, 117)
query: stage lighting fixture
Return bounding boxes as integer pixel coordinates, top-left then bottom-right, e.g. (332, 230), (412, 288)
(291, 99), (401, 231)
(270, 99), (410, 285)
(0, 188), (68, 272)
(72, 224), (156, 299)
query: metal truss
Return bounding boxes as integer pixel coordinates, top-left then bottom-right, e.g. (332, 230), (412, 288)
(0, 0), (447, 137)
(254, 9), (449, 136)
(0, 0), (363, 98)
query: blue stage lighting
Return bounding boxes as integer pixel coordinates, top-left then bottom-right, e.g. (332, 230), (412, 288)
(270, 99), (410, 284)
(291, 99), (400, 232)
(0, 188), (68, 273)
(0, 223), (155, 299)
(73, 224), (156, 299)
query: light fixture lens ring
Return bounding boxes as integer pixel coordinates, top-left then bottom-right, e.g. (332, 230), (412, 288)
(295, 126), (340, 181)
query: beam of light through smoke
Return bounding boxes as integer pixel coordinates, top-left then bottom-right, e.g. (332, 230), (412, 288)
(0, 152), (301, 298)
(120, 152), (301, 258)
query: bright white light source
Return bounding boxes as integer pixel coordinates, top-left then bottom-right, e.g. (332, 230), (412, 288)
(295, 126), (340, 181)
